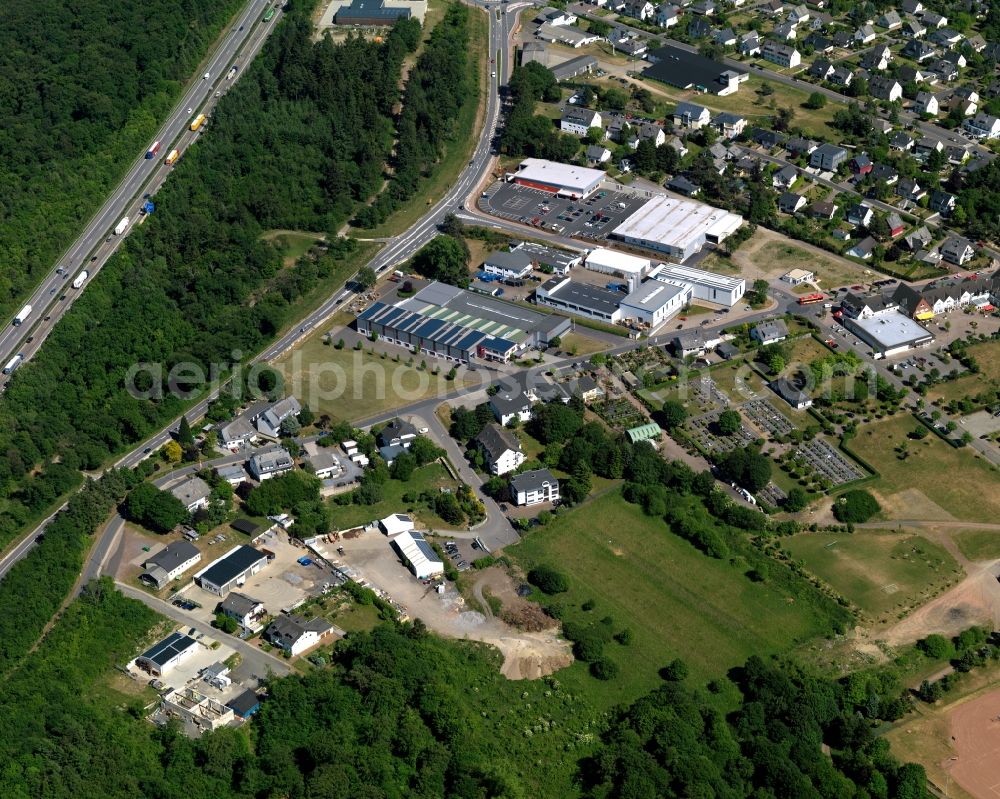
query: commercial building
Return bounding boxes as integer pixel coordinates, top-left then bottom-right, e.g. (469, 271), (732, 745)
(536, 23), (601, 48)
(264, 614), (335, 656)
(584, 247), (651, 289)
(332, 0), (418, 25)
(611, 195), (744, 261)
(356, 281), (571, 364)
(770, 379), (813, 410)
(248, 446), (294, 481)
(842, 311), (935, 358)
(650, 264), (746, 306)
(644, 45), (748, 96)
(133, 631), (199, 677)
(550, 54), (598, 81)
(619, 279), (692, 327)
(891, 272), (997, 318)
(509, 158), (606, 199)
(511, 241), (582, 275)
(140, 540), (202, 590)
(626, 423), (662, 444)
(510, 469), (560, 506)
(227, 690), (262, 720)
(781, 269), (814, 285)
(482, 250), (535, 280)
(391, 530), (445, 579)
(535, 276), (624, 323)
(170, 476), (212, 513)
(194, 545), (268, 597)
(379, 513), (415, 536)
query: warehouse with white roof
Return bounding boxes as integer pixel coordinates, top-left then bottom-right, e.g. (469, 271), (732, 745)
(583, 248), (651, 290)
(619, 280), (692, 328)
(611, 195), (744, 261)
(510, 158), (606, 199)
(650, 263), (746, 306)
(391, 530), (444, 579)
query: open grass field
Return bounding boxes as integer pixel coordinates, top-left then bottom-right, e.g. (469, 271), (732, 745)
(359, 2), (489, 238)
(273, 333), (479, 423)
(748, 239), (870, 288)
(506, 493), (837, 706)
(787, 335), (832, 366)
(953, 529), (1000, 563)
(849, 415), (1000, 524)
(784, 530), (963, 620)
(928, 340), (1000, 405)
(261, 230), (325, 266)
(330, 462), (463, 530)
(557, 331), (609, 357)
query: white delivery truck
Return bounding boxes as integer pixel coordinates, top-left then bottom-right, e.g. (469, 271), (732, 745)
(13, 304), (31, 326)
(72, 271), (89, 289)
(114, 217), (129, 236)
(2, 354), (23, 375)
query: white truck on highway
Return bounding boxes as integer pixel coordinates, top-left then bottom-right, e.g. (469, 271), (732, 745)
(2, 354), (22, 375)
(72, 271), (89, 289)
(114, 217), (129, 236)
(13, 305), (31, 326)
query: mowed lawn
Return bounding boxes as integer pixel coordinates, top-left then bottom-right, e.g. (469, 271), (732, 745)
(784, 530), (962, 620)
(330, 463), (462, 530)
(273, 334), (480, 423)
(849, 415), (1000, 523)
(953, 529), (1000, 562)
(507, 493), (835, 701)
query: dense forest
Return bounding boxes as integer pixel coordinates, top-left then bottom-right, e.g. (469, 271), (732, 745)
(0, 6), (423, 545)
(0, 580), (926, 798)
(0, 0), (243, 321)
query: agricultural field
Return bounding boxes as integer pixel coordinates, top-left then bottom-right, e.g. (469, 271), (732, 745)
(273, 333), (480, 423)
(507, 493), (839, 705)
(784, 530), (963, 621)
(329, 462), (463, 531)
(848, 415), (1000, 524)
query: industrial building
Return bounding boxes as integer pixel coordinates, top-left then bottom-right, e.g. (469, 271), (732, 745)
(643, 45), (748, 96)
(133, 631), (199, 677)
(650, 264), (746, 307)
(511, 241), (582, 275)
(611, 195), (744, 261)
(333, 0), (414, 25)
(619, 280), (692, 328)
(583, 248), (651, 289)
(356, 281), (571, 363)
(509, 158), (606, 199)
(390, 530), (444, 579)
(842, 311), (935, 358)
(194, 545), (268, 597)
(535, 276), (624, 323)
(140, 540), (202, 590)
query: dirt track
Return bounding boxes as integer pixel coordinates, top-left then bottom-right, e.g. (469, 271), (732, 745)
(946, 686), (1000, 799)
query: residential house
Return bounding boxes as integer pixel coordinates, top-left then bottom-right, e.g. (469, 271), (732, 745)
(689, 0), (715, 14)
(887, 212), (906, 237)
(140, 541), (202, 590)
(751, 319), (789, 345)
(902, 226), (933, 250)
(751, 127), (786, 149)
(761, 42), (801, 68)
(901, 18), (926, 38)
(861, 45), (892, 71)
(946, 145), (970, 164)
(778, 191), (807, 214)
(869, 163), (899, 184)
(264, 614), (334, 656)
(772, 164), (799, 189)
(929, 190), (956, 215)
(622, 0), (656, 20)
(248, 446), (294, 481)
(914, 91), (939, 115)
(738, 31), (762, 55)
(560, 107), (602, 136)
(855, 25), (877, 44)
(712, 112), (747, 139)
(966, 33), (987, 52)
(809, 57), (834, 80)
(687, 16), (711, 38)
(892, 272), (995, 318)
(877, 10), (902, 29)
(673, 101), (711, 129)
(939, 235), (976, 265)
(218, 418), (256, 450)
(215, 463), (247, 487)
(915, 136), (944, 156)
(770, 378), (813, 410)
(803, 33), (833, 52)
(586, 144), (612, 164)
(475, 424), (526, 475)
(655, 3), (679, 27)
(377, 418), (418, 449)
(896, 177), (926, 201)
(929, 59), (958, 82)
(832, 31), (854, 48)
(869, 77), (902, 102)
(930, 28), (963, 48)
(850, 153), (873, 175)
(667, 175), (701, 196)
(829, 66), (854, 86)
(809, 200), (838, 220)
(900, 0), (923, 13)
(255, 396), (301, 438)
(810, 143), (848, 171)
(847, 236), (878, 259)
(218, 592), (267, 632)
(941, 49), (967, 68)
(902, 39), (936, 61)
(713, 28), (738, 46)
(841, 291), (898, 318)
(489, 389), (534, 426)
(897, 65), (925, 83)
(786, 136), (817, 156)
(846, 203), (874, 227)
(510, 469), (560, 506)
(771, 21), (797, 41)
(964, 112), (1000, 139)
(170, 476), (212, 513)
(922, 11), (947, 28)
(788, 4), (810, 24)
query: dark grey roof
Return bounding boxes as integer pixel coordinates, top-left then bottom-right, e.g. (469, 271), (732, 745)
(198, 545), (267, 589)
(476, 424), (522, 460)
(378, 418), (418, 446)
(145, 540), (200, 572)
(219, 591), (263, 617)
(510, 468), (559, 493)
(753, 319), (789, 341)
(226, 689), (261, 716)
(266, 614), (332, 648)
(231, 518), (260, 535)
(485, 250), (533, 271)
(770, 379), (810, 406)
(643, 45), (747, 94)
(546, 279), (623, 316)
(490, 389), (532, 416)
(139, 631), (198, 668)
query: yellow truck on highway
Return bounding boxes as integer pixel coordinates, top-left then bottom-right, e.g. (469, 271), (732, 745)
(190, 113), (206, 132)
(165, 148), (179, 166)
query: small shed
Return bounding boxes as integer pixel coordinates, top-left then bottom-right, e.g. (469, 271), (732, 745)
(626, 423), (663, 444)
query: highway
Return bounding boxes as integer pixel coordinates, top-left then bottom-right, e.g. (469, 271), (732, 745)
(0, 0), (285, 384)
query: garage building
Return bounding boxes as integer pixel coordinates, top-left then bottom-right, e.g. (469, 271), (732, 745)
(650, 263), (746, 306)
(133, 631), (199, 677)
(619, 280), (692, 328)
(391, 530), (444, 579)
(194, 545), (268, 597)
(510, 158), (605, 199)
(611, 195), (744, 261)
(842, 310), (935, 358)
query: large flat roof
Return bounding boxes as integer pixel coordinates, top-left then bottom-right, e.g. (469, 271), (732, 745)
(195, 545), (266, 589)
(613, 195), (743, 253)
(847, 311), (935, 350)
(621, 280), (688, 310)
(586, 247), (650, 275)
(547, 280), (622, 316)
(514, 158), (605, 193)
(651, 263), (745, 292)
(139, 631), (198, 668)
(643, 45), (747, 93)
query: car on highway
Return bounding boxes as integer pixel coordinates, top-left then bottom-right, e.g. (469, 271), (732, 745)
(203, 72), (210, 80)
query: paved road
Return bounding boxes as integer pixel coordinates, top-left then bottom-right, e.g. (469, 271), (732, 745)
(115, 582), (292, 677)
(0, 0), (284, 384)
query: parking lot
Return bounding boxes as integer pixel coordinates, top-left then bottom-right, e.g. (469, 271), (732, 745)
(480, 181), (649, 242)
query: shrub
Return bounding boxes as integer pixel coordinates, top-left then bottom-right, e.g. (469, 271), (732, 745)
(528, 564), (569, 595)
(832, 489), (881, 523)
(590, 657), (620, 680)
